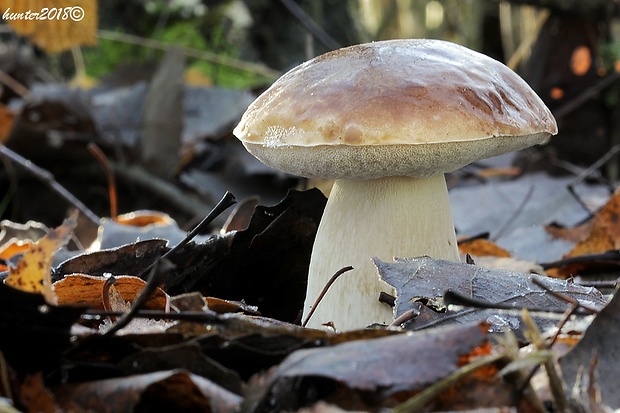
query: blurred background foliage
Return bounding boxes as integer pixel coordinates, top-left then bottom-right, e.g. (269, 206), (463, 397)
(82, 0), (553, 88)
(3, 0), (620, 173)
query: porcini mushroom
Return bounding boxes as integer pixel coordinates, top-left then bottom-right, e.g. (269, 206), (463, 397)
(233, 39), (557, 330)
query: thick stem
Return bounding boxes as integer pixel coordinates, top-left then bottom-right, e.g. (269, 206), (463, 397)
(303, 174), (460, 330)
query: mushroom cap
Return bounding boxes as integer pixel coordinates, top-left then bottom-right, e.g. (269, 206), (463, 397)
(234, 39), (558, 179)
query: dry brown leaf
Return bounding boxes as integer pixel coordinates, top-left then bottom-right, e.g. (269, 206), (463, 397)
(476, 166), (522, 179)
(458, 238), (511, 258)
(19, 372), (61, 413)
(0, 103), (15, 143)
(4, 210), (77, 303)
(545, 222), (591, 244)
(53, 370), (242, 413)
(54, 273), (169, 311)
(547, 189), (620, 277)
(0, 0), (98, 53)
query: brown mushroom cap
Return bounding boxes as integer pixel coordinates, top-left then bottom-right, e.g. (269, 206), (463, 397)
(234, 39), (557, 179)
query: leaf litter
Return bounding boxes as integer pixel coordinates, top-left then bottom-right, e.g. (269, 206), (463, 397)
(2, 139), (620, 411)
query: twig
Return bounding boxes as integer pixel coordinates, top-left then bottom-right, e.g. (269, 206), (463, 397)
(98, 30), (281, 80)
(0, 69), (29, 97)
(443, 288), (595, 315)
(392, 352), (504, 413)
(0, 351), (12, 402)
(566, 144), (620, 217)
(522, 309), (570, 413)
(279, 0), (341, 51)
(506, 9), (550, 70)
(102, 191), (236, 336)
(554, 72), (620, 120)
(302, 265), (354, 328)
(111, 162), (214, 219)
(539, 250), (620, 272)
(492, 184), (535, 241)
(0, 144), (100, 225)
(88, 143), (118, 219)
(517, 303), (580, 398)
(84, 309), (223, 324)
(529, 277), (600, 314)
(457, 232), (490, 245)
(101, 276), (117, 322)
(388, 307), (420, 329)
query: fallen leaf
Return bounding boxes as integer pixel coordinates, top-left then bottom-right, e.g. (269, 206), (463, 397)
(53, 239), (168, 282)
(5, 210), (78, 303)
(248, 323), (491, 412)
(205, 296), (260, 315)
(458, 238), (511, 258)
(116, 341), (242, 395)
(0, 282), (83, 373)
(53, 370), (242, 413)
(220, 195), (260, 233)
(375, 257), (606, 334)
(560, 287), (620, 409)
(54, 273), (169, 311)
(98, 211), (189, 250)
(0, 238), (32, 272)
(547, 189), (620, 277)
(0, 0), (98, 53)
(0, 103), (15, 143)
(19, 372), (60, 413)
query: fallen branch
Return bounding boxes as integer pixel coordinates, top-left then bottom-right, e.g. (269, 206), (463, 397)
(0, 144), (100, 225)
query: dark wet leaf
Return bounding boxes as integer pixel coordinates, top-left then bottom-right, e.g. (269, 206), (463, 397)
(53, 189), (325, 323)
(249, 323), (489, 412)
(53, 370), (242, 413)
(375, 257), (606, 333)
(116, 341), (242, 394)
(164, 188), (326, 323)
(0, 282), (84, 373)
(53, 239), (169, 282)
(560, 287), (620, 409)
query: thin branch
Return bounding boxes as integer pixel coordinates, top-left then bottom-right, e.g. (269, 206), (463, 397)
(97, 30), (281, 80)
(302, 265), (354, 328)
(101, 276), (117, 322)
(88, 143), (118, 219)
(566, 144), (620, 217)
(279, 0), (341, 51)
(529, 277), (600, 314)
(554, 72), (620, 119)
(492, 184), (535, 241)
(0, 144), (100, 225)
(111, 162), (213, 219)
(539, 250), (620, 272)
(0, 69), (29, 97)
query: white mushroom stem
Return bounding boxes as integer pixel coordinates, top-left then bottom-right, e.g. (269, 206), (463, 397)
(303, 174), (460, 330)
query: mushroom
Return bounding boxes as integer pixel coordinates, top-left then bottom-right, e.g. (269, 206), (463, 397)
(233, 39), (557, 331)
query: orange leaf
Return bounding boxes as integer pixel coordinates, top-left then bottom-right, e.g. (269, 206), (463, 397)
(0, 103), (15, 143)
(4, 210), (78, 303)
(54, 274), (169, 311)
(0, 239), (31, 272)
(115, 210), (174, 227)
(458, 238), (511, 258)
(0, 0), (98, 53)
(548, 189), (620, 277)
